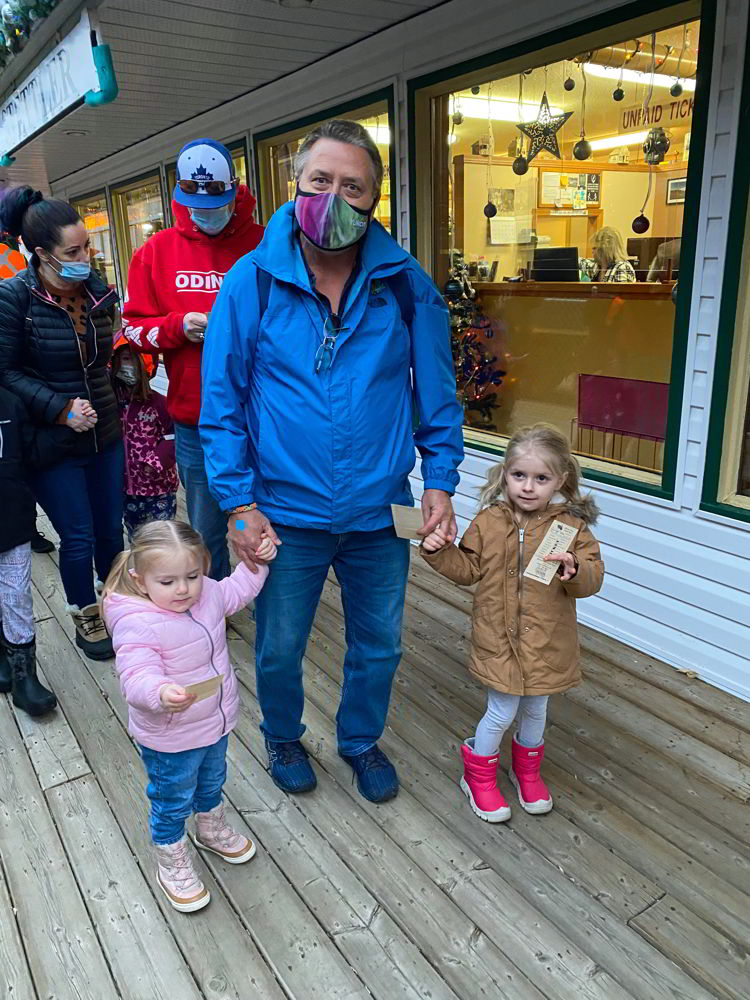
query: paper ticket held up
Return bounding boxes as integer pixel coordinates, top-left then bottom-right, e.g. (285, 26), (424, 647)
(183, 675), (223, 702)
(391, 503), (424, 540)
(523, 520), (579, 585)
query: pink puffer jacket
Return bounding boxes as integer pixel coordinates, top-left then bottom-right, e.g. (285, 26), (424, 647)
(103, 562), (268, 752)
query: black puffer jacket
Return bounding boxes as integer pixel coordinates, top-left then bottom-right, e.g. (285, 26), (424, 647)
(0, 265), (120, 455)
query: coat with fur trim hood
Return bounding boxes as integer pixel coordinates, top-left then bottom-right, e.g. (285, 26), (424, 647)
(421, 500), (604, 696)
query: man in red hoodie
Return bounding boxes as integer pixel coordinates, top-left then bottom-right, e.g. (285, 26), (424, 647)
(122, 139), (264, 578)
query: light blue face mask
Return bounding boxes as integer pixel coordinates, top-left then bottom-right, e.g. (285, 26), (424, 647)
(190, 204), (233, 235)
(45, 252), (91, 283)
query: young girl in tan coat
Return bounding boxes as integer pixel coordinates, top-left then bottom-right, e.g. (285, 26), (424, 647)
(421, 425), (604, 822)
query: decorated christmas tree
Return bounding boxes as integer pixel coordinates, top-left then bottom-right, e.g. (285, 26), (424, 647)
(443, 253), (506, 426)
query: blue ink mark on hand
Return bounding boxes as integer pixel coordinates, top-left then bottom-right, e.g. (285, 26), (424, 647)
(236, 519), (245, 531)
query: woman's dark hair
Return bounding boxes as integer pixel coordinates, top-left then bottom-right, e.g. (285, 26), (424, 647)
(0, 185), (81, 267)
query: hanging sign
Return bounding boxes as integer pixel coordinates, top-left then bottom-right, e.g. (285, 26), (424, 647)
(620, 97), (694, 132)
(0, 11), (100, 159)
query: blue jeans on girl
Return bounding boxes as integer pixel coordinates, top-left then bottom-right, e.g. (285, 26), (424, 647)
(31, 440), (124, 608)
(253, 524), (410, 756)
(140, 735), (229, 845)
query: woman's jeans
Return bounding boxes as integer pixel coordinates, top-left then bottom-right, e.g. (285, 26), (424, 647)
(174, 422), (230, 581)
(140, 735), (228, 845)
(253, 525), (410, 756)
(31, 440), (124, 609)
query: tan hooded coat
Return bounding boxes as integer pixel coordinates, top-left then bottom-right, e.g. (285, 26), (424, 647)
(421, 501), (604, 696)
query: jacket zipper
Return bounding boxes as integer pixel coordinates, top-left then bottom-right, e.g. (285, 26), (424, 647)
(517, 522), (525, 637)
(30, 289), (100, 453)
(186, 609), (227, 735)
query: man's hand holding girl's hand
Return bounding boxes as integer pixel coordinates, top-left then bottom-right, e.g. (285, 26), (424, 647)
(421, 525), (451, 553)
(159, 683), (197, 712)
(228, 509), (281, 573)
(544, 551), (579, 581)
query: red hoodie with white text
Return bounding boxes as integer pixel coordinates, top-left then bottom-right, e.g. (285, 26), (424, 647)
(121, 184), (264, 425)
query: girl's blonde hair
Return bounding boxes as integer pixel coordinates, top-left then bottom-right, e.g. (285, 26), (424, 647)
(102, 520), (211, 602)
(478, 423), (599, 524)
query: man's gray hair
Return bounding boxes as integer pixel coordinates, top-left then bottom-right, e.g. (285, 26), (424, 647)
(294, 119), (383, 191)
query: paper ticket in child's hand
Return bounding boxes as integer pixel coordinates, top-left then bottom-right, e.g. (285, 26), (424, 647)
(391, 504), (425, 539)
(523, 520), (579, 585)
(183, 675), (223, 702)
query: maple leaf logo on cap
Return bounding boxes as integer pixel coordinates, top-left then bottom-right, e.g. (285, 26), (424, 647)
(191, 164), (214, 182)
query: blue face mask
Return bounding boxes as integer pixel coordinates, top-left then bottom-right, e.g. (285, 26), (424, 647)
(44, 252), (91, 283)
(190, 204), (232, 235)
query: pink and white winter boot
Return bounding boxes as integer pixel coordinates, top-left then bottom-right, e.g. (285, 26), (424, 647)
(509, 735), (553, 814)
(154, 835), (211, 912)
(459, 739), (511, 823)
(193, 802), (256, 864)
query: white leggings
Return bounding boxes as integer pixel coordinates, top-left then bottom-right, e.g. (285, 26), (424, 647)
(474, 691), (549, 756)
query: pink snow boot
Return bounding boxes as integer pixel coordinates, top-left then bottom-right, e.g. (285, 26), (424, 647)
(509, 735), (553, 814)
(459, 739), (511, 823)
(193, 802), (256, 864)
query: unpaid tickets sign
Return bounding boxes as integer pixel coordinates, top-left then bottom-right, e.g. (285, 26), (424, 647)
(0, 11), (99, 159)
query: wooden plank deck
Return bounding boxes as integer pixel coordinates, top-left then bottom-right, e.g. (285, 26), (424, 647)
(1, 517), (748, 1000)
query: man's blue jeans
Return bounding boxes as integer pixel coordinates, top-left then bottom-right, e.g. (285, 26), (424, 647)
(174, 422), (230, 581)
(31, 440), (124, 608)
(254, 525), (410, 756)
(140, 735), (228, 845)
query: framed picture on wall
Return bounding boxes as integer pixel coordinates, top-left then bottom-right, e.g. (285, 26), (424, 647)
(666, 177), (687, 204)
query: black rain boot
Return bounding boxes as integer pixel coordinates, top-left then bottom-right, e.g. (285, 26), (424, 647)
(30, 528), (55, 554)
(8, 638), (57, 716)
(0, 640), (10, 693)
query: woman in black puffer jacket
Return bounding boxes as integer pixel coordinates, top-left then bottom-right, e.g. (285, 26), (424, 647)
(0, 187), (124, 660)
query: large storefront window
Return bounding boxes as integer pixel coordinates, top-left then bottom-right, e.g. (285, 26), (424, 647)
(111, 174), (165, 286)
(166, 139), (249, 222)
(255, 95), (393, 233)
(413, 5), (703, 486)
(70, 192), (116, 289)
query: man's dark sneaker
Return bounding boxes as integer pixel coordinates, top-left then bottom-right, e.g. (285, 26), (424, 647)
(340, 744), (399, 803)
(30, 529), (55, 554)
(265, 739), (317, 793)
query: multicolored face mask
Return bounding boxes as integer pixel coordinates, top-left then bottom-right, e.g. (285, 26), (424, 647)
(294, 187), (372, 251)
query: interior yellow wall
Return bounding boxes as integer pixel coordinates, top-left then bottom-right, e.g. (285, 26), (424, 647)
(456, 159), (660, 265)
(476, 292), (674, 467)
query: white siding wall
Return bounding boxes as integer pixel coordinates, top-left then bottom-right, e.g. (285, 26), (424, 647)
(53, 0), (750, 699)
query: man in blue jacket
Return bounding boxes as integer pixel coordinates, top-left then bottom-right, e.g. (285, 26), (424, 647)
(200, 119), (463, 802)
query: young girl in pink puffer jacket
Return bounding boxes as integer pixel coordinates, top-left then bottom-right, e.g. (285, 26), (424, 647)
(102, 519), (275, 913)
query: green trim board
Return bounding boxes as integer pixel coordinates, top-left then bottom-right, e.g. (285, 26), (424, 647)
(700, 18), (750, 523)
(407, 0), (716, 501)
(252, 86), (398, 240)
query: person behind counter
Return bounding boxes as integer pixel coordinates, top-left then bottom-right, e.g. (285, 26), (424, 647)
(579, 227), (636, 283)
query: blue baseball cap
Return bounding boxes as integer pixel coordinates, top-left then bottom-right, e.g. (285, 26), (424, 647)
(174, 138), (236, 208)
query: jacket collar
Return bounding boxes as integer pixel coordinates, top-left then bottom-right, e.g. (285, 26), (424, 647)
(21, 264), (118, 312)
(489, 501), (571, 530)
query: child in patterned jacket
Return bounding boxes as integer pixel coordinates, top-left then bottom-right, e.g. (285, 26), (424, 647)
(111, 334), (179, 540)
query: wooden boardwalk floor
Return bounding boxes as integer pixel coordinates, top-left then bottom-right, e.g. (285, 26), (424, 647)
(2, 519), (749, 1000)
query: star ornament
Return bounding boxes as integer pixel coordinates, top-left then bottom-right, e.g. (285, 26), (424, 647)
(516, 92), (573, 163)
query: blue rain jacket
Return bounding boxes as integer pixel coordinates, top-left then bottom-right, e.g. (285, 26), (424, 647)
(199, 202), (463, 533)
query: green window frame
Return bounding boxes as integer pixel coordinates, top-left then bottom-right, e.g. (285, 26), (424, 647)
(407, 0), (717, 500)
(700, 35), (750, 523)
(252, 86), (397, 238)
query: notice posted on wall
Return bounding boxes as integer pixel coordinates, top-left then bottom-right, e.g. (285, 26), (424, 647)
(523, 520), (578, 585)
